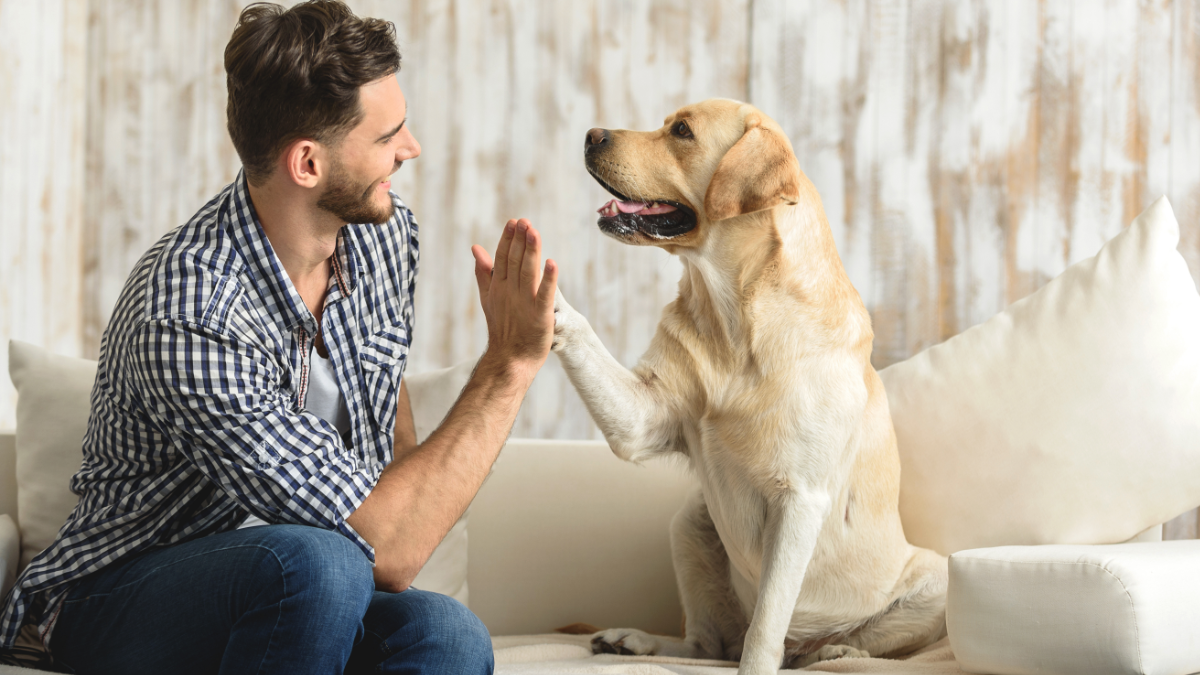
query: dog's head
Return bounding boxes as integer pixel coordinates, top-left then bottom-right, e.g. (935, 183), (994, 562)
(584, 99), (803, 248)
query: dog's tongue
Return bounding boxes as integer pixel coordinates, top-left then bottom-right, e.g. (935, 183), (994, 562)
(598, 199), (678, 216)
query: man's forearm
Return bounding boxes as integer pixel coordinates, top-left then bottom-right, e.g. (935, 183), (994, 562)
(347, 352), (531, 591)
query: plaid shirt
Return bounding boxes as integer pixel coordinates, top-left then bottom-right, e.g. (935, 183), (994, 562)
(0, 171), (419, 650)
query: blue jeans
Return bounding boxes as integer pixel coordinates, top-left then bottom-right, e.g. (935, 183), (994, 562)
(48, 524), (494, 675)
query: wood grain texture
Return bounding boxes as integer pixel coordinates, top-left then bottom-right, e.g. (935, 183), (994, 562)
(82, 0), (245, 356)
(0, 0), (88, 430)
(753, 0), (1194, 371)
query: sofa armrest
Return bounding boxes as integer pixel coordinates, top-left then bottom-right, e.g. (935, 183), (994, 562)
(0, 514), (19, 599)
(467, 439), (694, 637)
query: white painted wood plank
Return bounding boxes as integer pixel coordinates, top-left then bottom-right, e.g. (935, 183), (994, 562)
(0, 0), (88, 430)
(82, 0), (245, 357)
(1172, 0), (1200, 282)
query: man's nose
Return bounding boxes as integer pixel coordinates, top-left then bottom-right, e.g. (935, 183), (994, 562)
(585, 128), (610, 150)
(397, 128), (421, 162)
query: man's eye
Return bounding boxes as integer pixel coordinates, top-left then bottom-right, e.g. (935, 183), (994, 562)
(672, 121), (693, 139)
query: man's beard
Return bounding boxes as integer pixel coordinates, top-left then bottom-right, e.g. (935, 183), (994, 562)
(316, 159), (394, 225)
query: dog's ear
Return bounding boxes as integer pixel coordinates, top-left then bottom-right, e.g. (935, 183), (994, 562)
(703, 113), (802, 221)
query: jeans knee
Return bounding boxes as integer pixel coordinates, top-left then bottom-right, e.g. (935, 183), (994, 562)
(252, 525), (374, 618)
(366, 589), (493, 672)
(420, 593), (491, 658)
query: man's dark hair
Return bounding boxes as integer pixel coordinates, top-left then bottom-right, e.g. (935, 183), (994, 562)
(225, 0), (401, 186)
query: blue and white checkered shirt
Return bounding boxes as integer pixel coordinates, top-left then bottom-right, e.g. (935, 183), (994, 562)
(0, 170), (418, 650)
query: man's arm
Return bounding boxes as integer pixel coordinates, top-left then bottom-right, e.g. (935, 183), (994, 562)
(347, 218), (557, 592)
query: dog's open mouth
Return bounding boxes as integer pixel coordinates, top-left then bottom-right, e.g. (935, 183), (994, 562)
(589, 171), (697, 240)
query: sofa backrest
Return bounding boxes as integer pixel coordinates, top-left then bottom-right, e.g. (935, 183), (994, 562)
(468, 439), (691, 636)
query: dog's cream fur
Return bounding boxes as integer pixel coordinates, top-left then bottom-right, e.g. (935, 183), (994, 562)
(553, 99), (948, 673)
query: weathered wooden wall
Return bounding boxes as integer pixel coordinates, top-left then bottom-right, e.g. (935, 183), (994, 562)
(2, 0), (1199, 534)
(0, 0), (88, 423)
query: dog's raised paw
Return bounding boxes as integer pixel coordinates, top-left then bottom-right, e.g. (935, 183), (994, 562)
(798, 644), (870, 666)
(591, 628), (660, 656)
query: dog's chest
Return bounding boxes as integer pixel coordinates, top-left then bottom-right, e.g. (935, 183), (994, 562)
(681, 412), (785, 579)
(679, 360), (859, 582)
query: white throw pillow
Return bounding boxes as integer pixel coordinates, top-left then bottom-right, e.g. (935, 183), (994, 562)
(880, 197), (1200, 555)
(8, 340), (96, 573)
(8, 340), (478, 606)
(404, 358), (477, 444)
(402, 357), (476, 606)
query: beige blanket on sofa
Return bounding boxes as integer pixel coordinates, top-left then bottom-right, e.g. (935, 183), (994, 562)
(493, 634), (967, 674)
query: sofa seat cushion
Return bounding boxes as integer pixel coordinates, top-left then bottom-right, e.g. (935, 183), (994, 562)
(948, 540), (1200, 675)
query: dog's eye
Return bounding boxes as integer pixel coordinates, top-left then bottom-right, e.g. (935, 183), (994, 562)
(672, 121), (693, 139)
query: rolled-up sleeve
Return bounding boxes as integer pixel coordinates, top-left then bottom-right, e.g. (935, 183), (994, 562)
(130, 317), (377, 561)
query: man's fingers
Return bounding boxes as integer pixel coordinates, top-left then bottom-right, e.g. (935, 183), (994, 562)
(471, 245), (493, 297)
(506, 219), (530, 284)
(520, 226), (542, 292)
(493, 220), (517, 281)
(537, 259), (559, 312)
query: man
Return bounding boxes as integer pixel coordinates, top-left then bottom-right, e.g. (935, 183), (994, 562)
(0, 2), (556, 673)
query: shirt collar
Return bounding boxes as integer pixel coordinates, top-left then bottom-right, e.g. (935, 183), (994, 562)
(226, 169), (360, 334)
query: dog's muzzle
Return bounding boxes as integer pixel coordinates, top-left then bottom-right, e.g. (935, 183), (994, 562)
(584, 128), (697, 241)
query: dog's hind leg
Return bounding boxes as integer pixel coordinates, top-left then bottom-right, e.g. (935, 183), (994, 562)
(591, 489), (748, 660)
(839, 547), (948, 659)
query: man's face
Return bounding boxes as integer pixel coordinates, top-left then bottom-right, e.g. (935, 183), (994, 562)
(316, 75), (420, 225)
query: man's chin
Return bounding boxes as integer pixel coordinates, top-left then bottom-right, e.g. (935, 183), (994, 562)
(318, 191), (393, 226)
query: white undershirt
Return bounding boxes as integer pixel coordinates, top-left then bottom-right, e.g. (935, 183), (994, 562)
(239, 346), (349, 529)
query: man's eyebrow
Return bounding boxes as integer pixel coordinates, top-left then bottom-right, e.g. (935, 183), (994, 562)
(376, 118), (406, 143)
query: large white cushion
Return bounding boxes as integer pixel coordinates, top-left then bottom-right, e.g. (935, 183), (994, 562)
(8, 340), (96, 573)
(948, 541), (1200, 675)
(880, 197), (1200, 555)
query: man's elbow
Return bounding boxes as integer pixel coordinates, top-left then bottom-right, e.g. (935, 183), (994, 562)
(372, 556), (420, 593)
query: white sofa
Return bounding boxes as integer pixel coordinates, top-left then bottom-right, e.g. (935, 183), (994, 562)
(0, 365), (1184, 675)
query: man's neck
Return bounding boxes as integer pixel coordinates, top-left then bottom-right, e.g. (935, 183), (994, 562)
(246, 178), (343, 318)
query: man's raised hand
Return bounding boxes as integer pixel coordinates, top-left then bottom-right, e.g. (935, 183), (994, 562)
(471, 218), (558, 382)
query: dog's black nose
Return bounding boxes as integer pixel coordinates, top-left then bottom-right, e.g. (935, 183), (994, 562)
(585, 128), (609, 150)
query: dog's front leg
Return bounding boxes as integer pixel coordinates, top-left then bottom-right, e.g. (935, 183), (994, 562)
(553, 292), (678, 461)
(739, 490), (831, 675)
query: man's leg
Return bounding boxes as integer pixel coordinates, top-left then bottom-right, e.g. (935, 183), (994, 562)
(345, 588), (494, 675)
(49, 524), (375, 675)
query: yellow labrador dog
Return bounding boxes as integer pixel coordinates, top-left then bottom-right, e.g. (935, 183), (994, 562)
(551, 99), (948, 672)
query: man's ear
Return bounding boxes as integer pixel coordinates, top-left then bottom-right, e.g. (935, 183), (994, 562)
(703, 113), (802, 221)
(282, 138), (322, 189)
